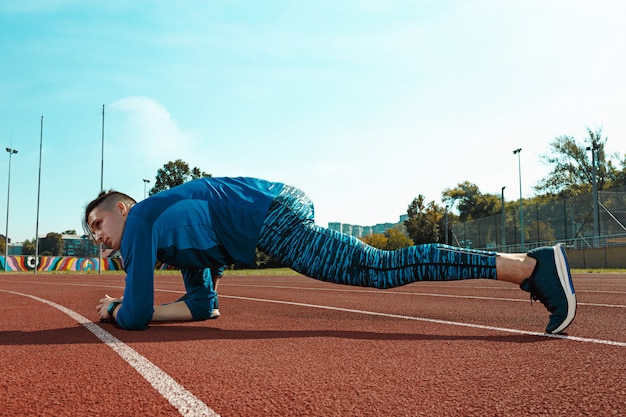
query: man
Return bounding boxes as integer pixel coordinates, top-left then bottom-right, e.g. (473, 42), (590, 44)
(86, 177), (576, 333)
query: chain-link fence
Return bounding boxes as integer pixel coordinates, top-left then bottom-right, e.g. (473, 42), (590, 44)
(450, 186), (626, 253)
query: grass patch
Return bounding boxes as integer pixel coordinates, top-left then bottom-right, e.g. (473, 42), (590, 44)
(11, 267), (625, 275)
(572, 268), (626, 274)
(223, 267), (301, 276)
(151, 267), (301, 276)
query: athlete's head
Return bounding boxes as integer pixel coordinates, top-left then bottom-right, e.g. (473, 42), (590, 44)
(83, 191), (136, 250)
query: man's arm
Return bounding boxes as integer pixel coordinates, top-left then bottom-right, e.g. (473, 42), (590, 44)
(115, 217), (158, 330)
(97, 295), (193, 322)
(152, 301), (193, 321)
(96, 295), (122, 321)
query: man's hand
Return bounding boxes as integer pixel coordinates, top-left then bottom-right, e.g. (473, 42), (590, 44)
(97, 294), (122, 321)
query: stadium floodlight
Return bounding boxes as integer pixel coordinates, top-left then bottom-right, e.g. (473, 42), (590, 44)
(586, 145), (600, 247)
(5, 147), (18, 271)
(501, 186), (506, 249)
(35, 116), (44, 274)
(143, 178), (151, 199)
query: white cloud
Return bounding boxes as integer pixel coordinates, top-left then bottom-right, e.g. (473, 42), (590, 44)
(109, 96), (198, 162)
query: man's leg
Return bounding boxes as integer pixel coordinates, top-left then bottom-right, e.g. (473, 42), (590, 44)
(209, 267), (224, 319)
(258, 186), (575, 333)
(164, 268), (222, 319)
(259, 209), (498, 287)
(168, 268), (219, 321)
(495, 252), (535, 285)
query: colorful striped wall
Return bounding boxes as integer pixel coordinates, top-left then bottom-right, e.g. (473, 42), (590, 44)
(1, 255), (124, 272)
(1, 256), (183, 272)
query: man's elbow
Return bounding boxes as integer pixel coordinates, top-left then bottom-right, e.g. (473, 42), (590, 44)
(116, 310), (152, 330)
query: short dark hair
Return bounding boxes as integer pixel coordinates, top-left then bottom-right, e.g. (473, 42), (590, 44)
(83, 190), (137, 228)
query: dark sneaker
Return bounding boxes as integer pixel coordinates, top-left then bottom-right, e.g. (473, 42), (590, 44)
(520, 244), (576, 334)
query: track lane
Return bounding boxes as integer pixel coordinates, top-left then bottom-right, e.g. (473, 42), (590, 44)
(1, 273), (625, 416)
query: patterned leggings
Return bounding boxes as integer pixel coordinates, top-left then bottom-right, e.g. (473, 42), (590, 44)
(257, 185), (498, 289)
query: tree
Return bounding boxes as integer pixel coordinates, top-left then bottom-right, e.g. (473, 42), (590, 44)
(442, 181), (500, 221)
(22, 239), (36, 255)
(38, 232), (64, 256)
(535, 128), (620, 196)
(360, 228), (413, 250)
(614, 154), (626, 187)
(149, 159), (211, 196)
(360, 233), (389, 249)
(385, 228), (414, 250)
(404, 195), (442, 244)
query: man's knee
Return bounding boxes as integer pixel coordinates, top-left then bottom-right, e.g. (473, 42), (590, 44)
(184, 294), (218, 321)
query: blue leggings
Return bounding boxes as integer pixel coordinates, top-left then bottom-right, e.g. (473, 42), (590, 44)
(180, 268), (219, 320)
(257, 185), (498, 289)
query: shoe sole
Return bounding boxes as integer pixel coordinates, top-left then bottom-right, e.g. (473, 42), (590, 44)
(551, 244), (576, 334)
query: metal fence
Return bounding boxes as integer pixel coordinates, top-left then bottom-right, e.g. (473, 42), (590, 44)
(450, 186), (626, 253)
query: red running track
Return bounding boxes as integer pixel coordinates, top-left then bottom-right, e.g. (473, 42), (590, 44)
(1, 272), (625, 416)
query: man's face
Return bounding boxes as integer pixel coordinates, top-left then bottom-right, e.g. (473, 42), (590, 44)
(87, 202), (128, 250)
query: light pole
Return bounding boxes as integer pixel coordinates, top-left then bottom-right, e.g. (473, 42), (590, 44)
(444, 205), (449, 245)
(586, 144), (600, 247)
(35, 116), (44, 274)
(143, 179), (151, 199)
(513, 148), (525, 251)
(5, 147), (18, 271)
(99, 104), (105, 275)
(501, 186), (506, 249)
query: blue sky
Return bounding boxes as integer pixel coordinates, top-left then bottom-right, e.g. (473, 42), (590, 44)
(1, 0), (625, 243)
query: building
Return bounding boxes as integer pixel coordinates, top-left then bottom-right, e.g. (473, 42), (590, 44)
(328, 214), (408, 238)
(62, 234), (100, 257)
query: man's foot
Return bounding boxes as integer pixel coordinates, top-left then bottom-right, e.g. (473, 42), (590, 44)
(520, 244), (576, 334)
(209, 308), (220, 319)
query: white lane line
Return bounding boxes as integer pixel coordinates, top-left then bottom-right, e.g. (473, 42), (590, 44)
(4, 277), (625, 312)
(3, 281), (624, 344)
(222, 283), (626, 309)
(4, 280), (626, 309)
(0, 289), (219, 417)
(223, 295), (626, 347)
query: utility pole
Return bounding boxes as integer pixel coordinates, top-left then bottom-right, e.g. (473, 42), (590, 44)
(501, 186), (506, 249)
(513, 148), (525, 251)
(35, 116), (44, 274)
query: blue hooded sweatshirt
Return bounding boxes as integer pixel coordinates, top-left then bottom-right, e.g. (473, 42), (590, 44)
(116, 177), (284, 330)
